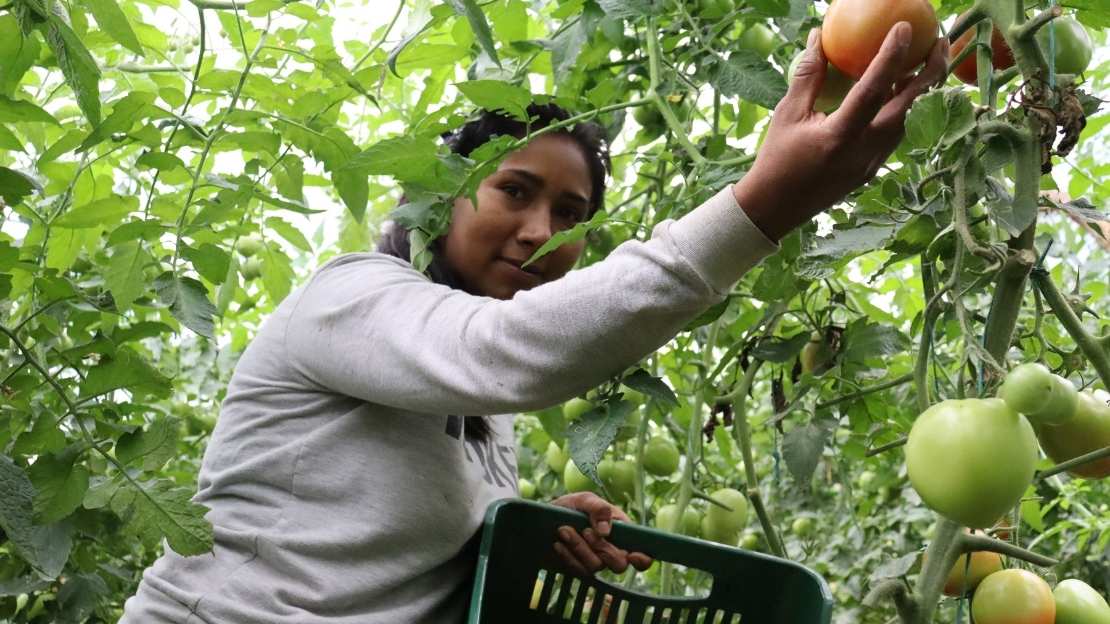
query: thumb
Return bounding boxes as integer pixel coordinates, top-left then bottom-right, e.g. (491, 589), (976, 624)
(782, 28), (828, 117)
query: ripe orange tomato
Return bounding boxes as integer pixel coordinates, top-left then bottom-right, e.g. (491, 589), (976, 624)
(949, 15), (1014, 85)
(971, 569), (1055, 624)
(821, 0), (939, 80)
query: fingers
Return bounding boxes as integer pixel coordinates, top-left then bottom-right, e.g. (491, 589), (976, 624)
(780, 28), (827, 118)
(553, 541), (592, 578)
(556, 525), (604, 576)
(873, 36), (949, 131)
(628, 552), (653, 571)
(576, 493), (614, 537)
(582, 528), (631, 573)
(831, 21), (912, 136)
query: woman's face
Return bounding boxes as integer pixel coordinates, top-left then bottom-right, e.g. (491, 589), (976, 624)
(442, 133), (595, 300)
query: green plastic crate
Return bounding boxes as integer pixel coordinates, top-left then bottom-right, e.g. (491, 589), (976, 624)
(467, 499), (833, 624)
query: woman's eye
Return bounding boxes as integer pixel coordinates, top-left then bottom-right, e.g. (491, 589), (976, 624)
(501, 185), (524, 199)
(557, 207), (583, 223)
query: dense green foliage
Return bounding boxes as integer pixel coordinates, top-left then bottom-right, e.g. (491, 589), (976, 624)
(0, 0), (1108, 621)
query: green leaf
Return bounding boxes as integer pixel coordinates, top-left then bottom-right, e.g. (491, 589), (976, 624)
(447, 0), (500, 67)
(684, 297), (732, 332)
(82, 0), (143, 54)
(709, 50), (787, 110)
(523, 210), (607, 267)
(78, 91), (156, 152)
(54, 194), (138, 228)
(455, 80), (531, 121)
(597, 0), (654, 18)
(345, 135), (440, 176)
(105, 240), (153, 309)
(0, 16), (41, 96)
(182, 242), (231, 284)
(12, 415), (66, 456)
(0, 454), (73, 579)
(259, 244), (295, 303)
(905, 90), (946, 150)
(27, 446), (90, 523)
(0, 95), (59, 124)
(154, 272), (218, 339)
(781, 421), (828, 484)
(265, 216), (312, 252)
(80, 346), (172, 400)
(621, 369), (679, 408)
(841, 320), (911, 365)
(135, 150), (186, 172)
(386, 15), (448, 77)
(0, 124), (22, 151)
(751, 332), (811, 363)
(43, 16), (103, 126)
(115, 417), (180, 472)
(0, 166), (39, 204)
(567, 401), (632, 492)
(110, 479), (213, 556)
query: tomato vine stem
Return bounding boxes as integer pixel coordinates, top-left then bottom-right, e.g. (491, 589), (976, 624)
(1031, 268), (1110, 389)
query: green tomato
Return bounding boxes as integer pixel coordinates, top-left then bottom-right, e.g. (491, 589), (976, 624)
(1036, 16), (1093, 75)
(1036, 391), (1110, 479)
(655, 504), (701, 536)
(598, 459), (637, 503)
(857, 470), (877, 490)
(700, 514), (740, 546)
(545, 441), (569, 474)
(704, 487), (749, 534)
(697, 0), (733, 20)
(998, 363), (1078, 425)
(787, 54), (855, 114)
(563, 461), (596, 493)
(562, 397), (592, 422)
(737, 23), (776, 58)
(518, 478), (537, 500)
(621, 387), (645, 407)
(739, 531), (761, 551)
(643, 436), (680, 476)
(240, 257), (263, 280)
(236, 235), (264, 258)
(791, 517), (815, 538)
(905, 398), (1038, 528)
(971, 569), (1056, 624)
(1053, 579), (1110, 624)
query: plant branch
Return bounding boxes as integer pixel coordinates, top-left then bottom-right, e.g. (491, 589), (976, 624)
(1031, 269), (1110, 390)
(1037, 445), (1110, 480)
(1013, 5), (1063, 42)
(864, 579), (919, 623)
(959, 533), (1059, 567)
(866, 436), (908, 457)
(913, 518), (964, 624)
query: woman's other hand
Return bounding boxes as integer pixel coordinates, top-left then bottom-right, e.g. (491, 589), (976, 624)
(733, 22), (949, 241)
(550, 492), (653, 577)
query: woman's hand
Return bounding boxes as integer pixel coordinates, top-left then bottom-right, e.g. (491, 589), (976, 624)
(733, 22), (950, 242)
(550, 492), (653, 578)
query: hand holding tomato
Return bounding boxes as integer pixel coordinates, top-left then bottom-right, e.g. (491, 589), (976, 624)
(732, 24), (947, 241)
(550, 492), (653, 578)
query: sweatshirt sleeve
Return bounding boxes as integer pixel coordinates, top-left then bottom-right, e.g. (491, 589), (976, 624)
(283, 185), (778, 416)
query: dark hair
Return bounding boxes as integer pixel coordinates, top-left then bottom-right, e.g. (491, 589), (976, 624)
(377, 103), (612, 444)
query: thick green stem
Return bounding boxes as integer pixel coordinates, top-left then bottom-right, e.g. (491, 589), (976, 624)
(982, 228), (1037, 366)
(913, 518), (964, 624)
(1032, 270), (1110, 390)
(959, 533), (1058, 567)
(730, 360), (785, 558)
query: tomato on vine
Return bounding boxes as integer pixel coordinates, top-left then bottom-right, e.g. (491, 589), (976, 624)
(821, 0), (939, 80)
(1035, 391), (1110, 479)
(905, 398), (1038, 528)
(942, 550), (1003, 597)
(240, 257), (263, 280)
(1036, 16), (1093, 75)
(948, 14), (1014, 85)
(563, 461), (596, 493)
(971, 569), (1056, 624)
(697, 0), (733, 21)
(1053, 579), (1110, 624)
(737, 23), (777, 58)
(998, 362), (1078, 425)
(236, 236), (264, 258)
(655, 504), (702, 536)
(643, 436), (680, 476)
(545, 441), (569, 474)
(518, 478), (536, 500)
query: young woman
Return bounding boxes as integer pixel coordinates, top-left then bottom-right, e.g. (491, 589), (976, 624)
(122, 25), (947, 624)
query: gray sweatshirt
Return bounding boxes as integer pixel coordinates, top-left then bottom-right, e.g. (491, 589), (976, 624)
(119, 185), (777, 623)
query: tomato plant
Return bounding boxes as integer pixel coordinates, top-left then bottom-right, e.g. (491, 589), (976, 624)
(821, 0), (939, 79)
(1, 0), (1107, 620)
(656, 503), (702, 536)
(971, 570), (1056, 624)
(998, 362), (1079, 425)
(905, 399), (1038, 528)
